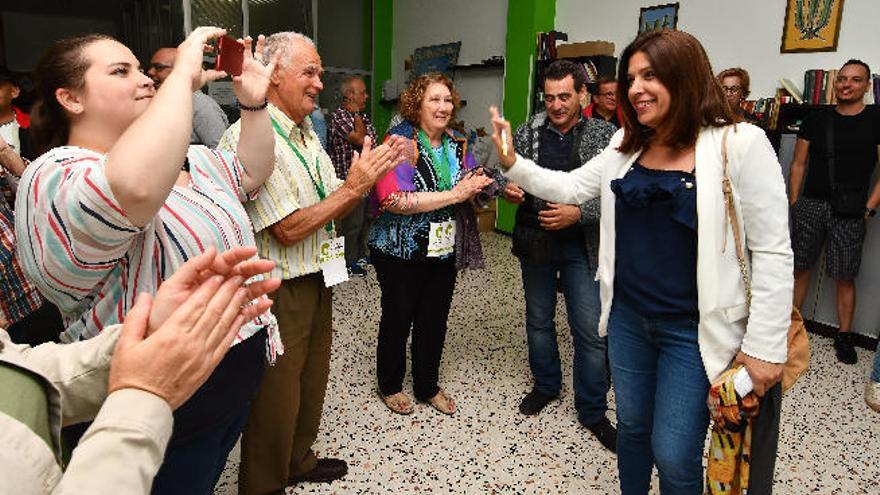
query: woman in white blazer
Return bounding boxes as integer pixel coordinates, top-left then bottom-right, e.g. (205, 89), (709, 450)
(490, 31), (792, 494)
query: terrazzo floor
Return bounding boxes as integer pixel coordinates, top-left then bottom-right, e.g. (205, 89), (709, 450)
(215, 232), (880, 494)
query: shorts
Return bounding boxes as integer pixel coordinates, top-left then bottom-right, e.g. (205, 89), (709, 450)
(790, 197), (866, 280)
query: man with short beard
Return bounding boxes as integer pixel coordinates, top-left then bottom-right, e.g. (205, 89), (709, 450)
(790, 59), (880, 365)
(502, 60), (617, 452)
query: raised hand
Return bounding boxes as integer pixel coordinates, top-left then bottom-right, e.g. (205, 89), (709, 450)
(176, 26), (229, 92)
(234, 35), (278, 107)
(148, 246), (279, 336)
(489, 106), (515, 169)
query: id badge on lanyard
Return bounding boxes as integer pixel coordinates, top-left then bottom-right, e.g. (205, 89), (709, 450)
(427, 220), (455, 257)
(318, 237), (348, 286)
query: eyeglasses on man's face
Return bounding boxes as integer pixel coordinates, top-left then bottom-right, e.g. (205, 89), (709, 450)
(598, 91), (615, 99)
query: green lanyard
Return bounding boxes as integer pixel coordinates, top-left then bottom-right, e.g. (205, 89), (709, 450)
(270, 117), (333, 234)
(416, 129), (452, 191)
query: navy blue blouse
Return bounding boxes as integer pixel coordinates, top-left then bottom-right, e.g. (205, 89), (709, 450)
(610, 162), (699, 318)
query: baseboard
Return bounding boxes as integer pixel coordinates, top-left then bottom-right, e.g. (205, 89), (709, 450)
(805, 319), (878, 351)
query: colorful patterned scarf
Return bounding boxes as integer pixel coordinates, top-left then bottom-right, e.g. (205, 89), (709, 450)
(706, 366), (760, 495)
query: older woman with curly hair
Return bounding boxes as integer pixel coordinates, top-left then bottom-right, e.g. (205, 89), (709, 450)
(369, 73), (493, 415)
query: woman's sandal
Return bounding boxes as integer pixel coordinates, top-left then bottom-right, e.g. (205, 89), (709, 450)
(427, 389), (456, 415)
(380, 391), (414, 415)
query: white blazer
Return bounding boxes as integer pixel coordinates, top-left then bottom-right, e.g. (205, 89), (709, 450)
(505, 123), (793, 382)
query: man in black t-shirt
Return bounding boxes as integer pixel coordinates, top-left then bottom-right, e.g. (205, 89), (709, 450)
(789, 59), (880, 364)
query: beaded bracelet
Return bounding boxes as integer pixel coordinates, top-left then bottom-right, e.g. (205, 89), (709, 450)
(239, 100), (268, 112)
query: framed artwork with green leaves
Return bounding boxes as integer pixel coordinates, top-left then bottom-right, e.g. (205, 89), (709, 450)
(780, 0), (845, 53)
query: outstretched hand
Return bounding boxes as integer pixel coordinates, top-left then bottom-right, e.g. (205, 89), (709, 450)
(489, 106), (515, 170)
(234, 35), (278, 107)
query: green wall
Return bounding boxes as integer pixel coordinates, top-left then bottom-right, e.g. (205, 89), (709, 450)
(496, 0), (556, 233)
(371, 0), (393, 138)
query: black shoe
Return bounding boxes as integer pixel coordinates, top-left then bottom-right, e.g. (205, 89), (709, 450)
(347, 264), (368, 278)
(518, 389), (557, 415)
(834, 332), (857, 364)
(583, 417), (617, 453)
(288, 458), (348, 484)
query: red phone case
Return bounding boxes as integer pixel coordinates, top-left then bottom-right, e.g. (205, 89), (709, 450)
(215, 36), (245, 76)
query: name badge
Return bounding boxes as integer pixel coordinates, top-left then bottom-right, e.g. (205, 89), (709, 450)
(318, 237), (348, 287)
(427, 220), (455, 257)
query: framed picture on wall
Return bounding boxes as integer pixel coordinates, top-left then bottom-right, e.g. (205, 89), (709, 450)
(780, 0), (845, 53)
(638, 3), (679, 34)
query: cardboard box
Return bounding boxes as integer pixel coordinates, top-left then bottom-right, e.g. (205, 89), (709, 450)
(477, 209), (496, 233)
(556, 41), (614, 59)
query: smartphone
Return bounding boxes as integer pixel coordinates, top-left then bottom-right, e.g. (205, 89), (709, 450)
(215, 35), (245, 76)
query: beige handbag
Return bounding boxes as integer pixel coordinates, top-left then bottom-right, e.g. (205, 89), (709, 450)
(721, 126), (809, 393)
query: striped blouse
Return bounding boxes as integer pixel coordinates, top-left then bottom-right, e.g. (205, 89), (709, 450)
(219, 104), (343, 280)
(14, 145), (281, 359)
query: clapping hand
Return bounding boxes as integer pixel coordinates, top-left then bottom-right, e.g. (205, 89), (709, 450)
(345, 135), (409, 196)
(234, 35), (279, 108)
(148, 246), (279, 337)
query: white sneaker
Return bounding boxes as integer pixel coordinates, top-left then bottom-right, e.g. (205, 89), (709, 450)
(865, 382), (880, 413)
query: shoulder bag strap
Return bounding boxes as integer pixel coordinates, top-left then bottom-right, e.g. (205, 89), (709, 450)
(721, 125), (752, 305)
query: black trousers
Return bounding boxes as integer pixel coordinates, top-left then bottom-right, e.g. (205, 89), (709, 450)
(749, 382), (782, 494)
(374, 253), (457, 401)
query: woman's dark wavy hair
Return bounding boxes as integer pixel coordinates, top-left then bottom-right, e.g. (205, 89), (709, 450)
(30, 34), (115, 155)
(617, 30), (735, 154)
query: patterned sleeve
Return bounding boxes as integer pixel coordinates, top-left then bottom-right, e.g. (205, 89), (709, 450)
(329, 109), (354, 138)
(577, 120), (616, 225)
(373, 134), (418, 208)
(14, 148), (143, 306)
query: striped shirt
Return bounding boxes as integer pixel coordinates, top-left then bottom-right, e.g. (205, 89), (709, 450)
(328, 108), (377, 179)
(14, 145), (281, 359)
(219, 104), (343, 280)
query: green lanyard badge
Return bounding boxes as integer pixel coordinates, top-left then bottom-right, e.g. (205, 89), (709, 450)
(270, 117), (333, 234)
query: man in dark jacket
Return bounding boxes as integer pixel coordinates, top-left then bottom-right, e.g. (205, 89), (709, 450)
(502, 60), (617, 452)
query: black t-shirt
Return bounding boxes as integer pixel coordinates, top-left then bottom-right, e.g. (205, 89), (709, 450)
(798, 106), (880, 200)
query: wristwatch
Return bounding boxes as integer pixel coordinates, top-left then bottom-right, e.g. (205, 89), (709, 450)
(867, 208), (877, 218)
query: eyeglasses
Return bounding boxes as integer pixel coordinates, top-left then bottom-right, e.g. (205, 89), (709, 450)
(148, 62), (173, 72)
(721, 85), (742, 95)
(598, 91), (615, 99)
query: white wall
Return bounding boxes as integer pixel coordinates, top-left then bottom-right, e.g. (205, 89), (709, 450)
(392, 0), (508, 130)
(556, 0), (880, 100)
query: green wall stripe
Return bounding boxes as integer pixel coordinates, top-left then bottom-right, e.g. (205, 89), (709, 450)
(372, 0), (393, 138)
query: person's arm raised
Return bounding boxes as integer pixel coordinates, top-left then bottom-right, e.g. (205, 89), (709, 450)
(233, 34), (279, 193)
(104, 26), (228, 227)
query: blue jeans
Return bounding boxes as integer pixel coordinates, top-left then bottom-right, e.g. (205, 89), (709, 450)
(608, 300), (709, 495)
(872, 340), (880, 383)
(520, 237), (609, 425)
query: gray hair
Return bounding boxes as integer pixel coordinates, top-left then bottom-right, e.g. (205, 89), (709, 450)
(340, 75), (364, 94)
(262, 31), (315, 68)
